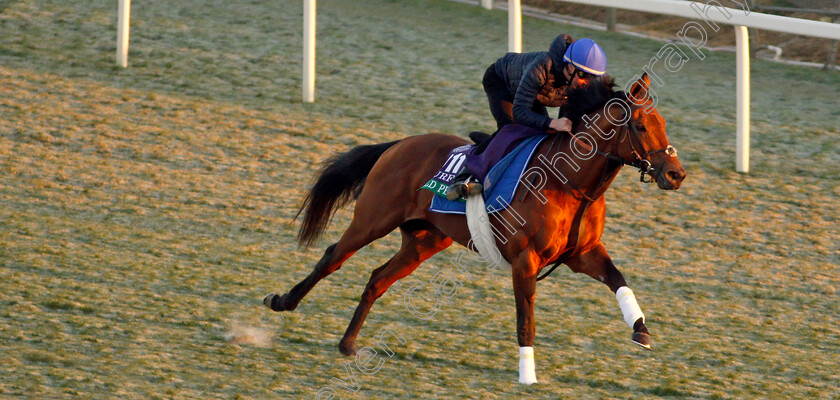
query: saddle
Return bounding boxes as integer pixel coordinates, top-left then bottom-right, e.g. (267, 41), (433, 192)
(469, 131), (491, 145)
(465, 124), (546, 184)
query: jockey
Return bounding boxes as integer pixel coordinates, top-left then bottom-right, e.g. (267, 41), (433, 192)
(446, 35), (607, 201)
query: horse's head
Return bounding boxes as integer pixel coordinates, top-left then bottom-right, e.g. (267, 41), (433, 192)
(621, 74), (686, 190)
(563, 73), (686, 191)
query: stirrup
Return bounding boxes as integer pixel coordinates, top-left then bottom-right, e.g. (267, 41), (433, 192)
(445, 179), (483, 201)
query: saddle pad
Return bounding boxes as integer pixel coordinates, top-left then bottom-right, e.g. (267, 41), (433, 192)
(423, 133), (548, 215)
(421, 143), (475, 197)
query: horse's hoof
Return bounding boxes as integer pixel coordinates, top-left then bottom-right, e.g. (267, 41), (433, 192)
(263, 294), (276, 309)
(632, 331), (652, 350)
(264, 293), (293, 311)
(338, 339), (357, 356)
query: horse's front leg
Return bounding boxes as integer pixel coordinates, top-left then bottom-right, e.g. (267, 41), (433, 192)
(566, 243), (651, 349)
(512, 250), (540, 385)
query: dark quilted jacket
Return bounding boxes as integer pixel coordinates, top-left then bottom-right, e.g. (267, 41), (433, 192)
(493, 34), (573, 130)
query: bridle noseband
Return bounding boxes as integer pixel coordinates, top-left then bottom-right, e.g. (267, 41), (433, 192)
(623, 122), (677, 183)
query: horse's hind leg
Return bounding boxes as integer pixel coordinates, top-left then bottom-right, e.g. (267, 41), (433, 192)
(565, 243), (652, 349)
(338, 220), (452, 356)
(264, 213), (403, 312)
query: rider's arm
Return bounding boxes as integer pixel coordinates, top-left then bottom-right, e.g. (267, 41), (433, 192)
(512, 58), (554, 131)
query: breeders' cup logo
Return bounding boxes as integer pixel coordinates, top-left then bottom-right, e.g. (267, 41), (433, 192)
(434, 152), (466, 182)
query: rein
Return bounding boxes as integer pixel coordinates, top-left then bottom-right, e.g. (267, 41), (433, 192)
(561, 122), (640, 204)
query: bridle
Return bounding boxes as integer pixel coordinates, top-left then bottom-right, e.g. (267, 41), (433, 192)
(552, 106), (678, 206)
(627, 121), (677, 183)
(573, 107), (677, 185)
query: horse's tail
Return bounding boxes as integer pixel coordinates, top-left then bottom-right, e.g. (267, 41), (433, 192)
(295, 140), (401, 247)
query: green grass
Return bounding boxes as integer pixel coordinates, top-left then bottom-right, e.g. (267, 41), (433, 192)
(1, 0), (838, 399)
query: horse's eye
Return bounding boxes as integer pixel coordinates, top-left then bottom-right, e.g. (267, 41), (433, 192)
(637, 124), (647, 133)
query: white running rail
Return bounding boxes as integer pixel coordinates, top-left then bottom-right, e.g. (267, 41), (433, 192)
(115, 0), (840, 171)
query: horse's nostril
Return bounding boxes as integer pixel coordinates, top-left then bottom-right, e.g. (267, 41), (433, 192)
(667, 170), (684, 182)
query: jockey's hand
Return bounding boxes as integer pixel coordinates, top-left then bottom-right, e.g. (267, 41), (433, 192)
(548, 117), (572, 132)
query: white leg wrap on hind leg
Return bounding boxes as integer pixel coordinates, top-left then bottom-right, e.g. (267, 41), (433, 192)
(518, 346), (537, 385)
(616, 286), (645, 329)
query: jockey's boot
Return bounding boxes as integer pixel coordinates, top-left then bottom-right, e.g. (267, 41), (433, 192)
(445, 168), (483, 201)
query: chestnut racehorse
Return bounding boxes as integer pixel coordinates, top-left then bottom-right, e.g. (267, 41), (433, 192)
(264, 74), (686, 384)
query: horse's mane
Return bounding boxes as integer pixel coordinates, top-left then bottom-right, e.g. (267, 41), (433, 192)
(559, 75), (626, 122)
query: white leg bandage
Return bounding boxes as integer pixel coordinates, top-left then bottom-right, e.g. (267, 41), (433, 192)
(518, 346), (537, 385)
(616, 286), (645, 329)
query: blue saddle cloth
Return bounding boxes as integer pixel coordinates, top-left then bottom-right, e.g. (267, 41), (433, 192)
(423, 130), (548, 215)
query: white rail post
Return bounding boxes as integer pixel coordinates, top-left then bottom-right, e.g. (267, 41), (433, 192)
(735, 25), (750, 173)
(508, 0), (521, 52)
(481, 0), (493, 10)
(116, 0), (131, 67)
(303, 0), (316, 103)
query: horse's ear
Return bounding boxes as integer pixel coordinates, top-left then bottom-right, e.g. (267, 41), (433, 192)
(629, 73), (651, 101)
(640, 73), (651, 88)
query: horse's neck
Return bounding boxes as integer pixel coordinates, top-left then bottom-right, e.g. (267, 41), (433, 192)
(539, 134), (622, 200)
